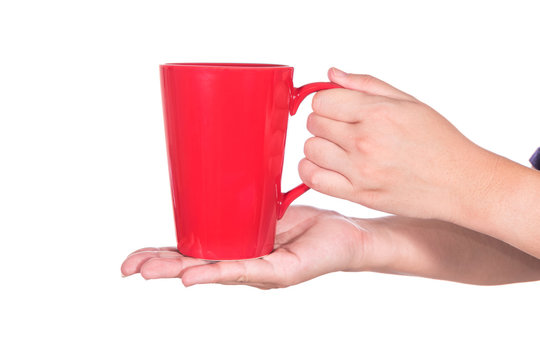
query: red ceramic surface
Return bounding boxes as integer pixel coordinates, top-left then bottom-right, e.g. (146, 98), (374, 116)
(160, 63), (340, 260)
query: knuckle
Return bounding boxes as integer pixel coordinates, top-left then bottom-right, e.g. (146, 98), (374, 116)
(301, 175), (313, 188)
(234, 263), (249, 283)
(235, 275), (248, 282)
(354, 137), (363, 152)
(303, 140), (310, 158)
(354, 136), (370, 153)
(300, 166), (319, 188)
(298, 159), (311, 182)
(369, 102), (388, 118)
(303, 137), (318, 158)
(298, 158), (323, 189)
(311, 92), (324, 113)
(309, 171), (322, 188)
(358, 74), (377, 87)
(298, 158), (308, 173)
(357, 160), (383, 183)
(306, 113), (317, 133)
(373, 99), (400, 121)
(358, 165), (375, 179)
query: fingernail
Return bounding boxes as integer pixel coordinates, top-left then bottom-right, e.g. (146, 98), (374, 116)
(332, 67), (347, 78)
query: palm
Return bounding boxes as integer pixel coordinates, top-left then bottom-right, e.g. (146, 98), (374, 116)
(121, 206), (365, 289)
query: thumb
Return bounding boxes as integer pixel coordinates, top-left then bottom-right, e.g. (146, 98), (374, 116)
(328, 67), (416, 101)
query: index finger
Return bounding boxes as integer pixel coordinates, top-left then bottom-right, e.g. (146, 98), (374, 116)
(311, 88), (386, 123)
(328, 69), (417, 101)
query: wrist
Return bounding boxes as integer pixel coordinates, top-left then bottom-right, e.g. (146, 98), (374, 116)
(441, 144), (505, 225)
(346, 217), (402, 273)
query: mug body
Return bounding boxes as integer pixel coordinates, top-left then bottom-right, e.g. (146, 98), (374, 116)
(160, 63), (294, 260)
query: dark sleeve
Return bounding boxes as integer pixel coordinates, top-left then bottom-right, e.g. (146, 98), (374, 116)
(530, 148), (540, 170)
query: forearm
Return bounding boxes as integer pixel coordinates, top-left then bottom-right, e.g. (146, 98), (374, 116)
(452, 148), (540, 259)
(353, 216), (540, 285)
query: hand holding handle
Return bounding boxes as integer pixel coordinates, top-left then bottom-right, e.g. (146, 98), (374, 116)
(277, 81), (342, 219)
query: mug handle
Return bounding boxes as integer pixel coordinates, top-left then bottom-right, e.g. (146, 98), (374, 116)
(277, 81), (342, 219)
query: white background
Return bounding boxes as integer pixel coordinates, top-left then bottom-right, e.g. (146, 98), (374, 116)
(1, 0), (539, 359)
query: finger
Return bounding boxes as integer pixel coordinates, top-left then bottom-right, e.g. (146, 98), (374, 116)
(121, 249), (182, 276)
(304, 136), (351, 175)
(139, 256), (212, 279)
(128, 246), (178, 256)
(298, 158), (354, 199)
(306, 112), (356, 151)
(275, 214), (318, 247)
(181, 259), (278, 287)
(276, 205), (322, 234)
(311, 87), (385, 123)
(328, 67), (416, 101)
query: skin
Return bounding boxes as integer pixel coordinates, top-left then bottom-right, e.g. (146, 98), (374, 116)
(122, 206), (365, 289)
(300, 68), (540, 258)
(121, 68), (540, 287)
(121, 206), (540, 288)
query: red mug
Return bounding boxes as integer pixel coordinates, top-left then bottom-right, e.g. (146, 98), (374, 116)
(160, 63), (340, 260)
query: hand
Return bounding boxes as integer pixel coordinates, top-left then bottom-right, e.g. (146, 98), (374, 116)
(299, 68), (499, 220)
(121, 206), (369, 289)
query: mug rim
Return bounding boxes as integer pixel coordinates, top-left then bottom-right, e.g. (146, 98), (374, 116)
(161, 62), (292, 69)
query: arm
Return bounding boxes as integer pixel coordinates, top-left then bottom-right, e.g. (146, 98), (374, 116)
(449, 151), (540, 260)
(121, 206), (540, 288)
(354, 215), (540, 285)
